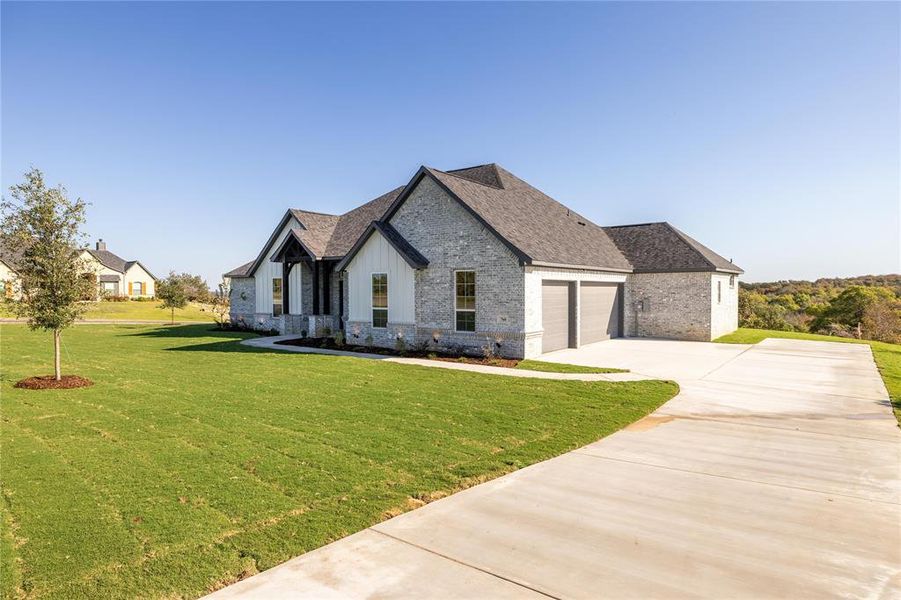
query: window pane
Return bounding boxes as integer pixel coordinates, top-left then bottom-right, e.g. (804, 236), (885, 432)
(456, 271), (475, 310)
(372, 308), (387, 328)
(272, 278), (282, 300)
(371, 274), (387, 308)
(456, 310), (475, 332)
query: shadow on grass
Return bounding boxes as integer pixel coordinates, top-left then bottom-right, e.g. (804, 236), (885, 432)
(124, 323), (273, 353)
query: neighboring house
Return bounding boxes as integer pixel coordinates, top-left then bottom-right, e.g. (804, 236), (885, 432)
(80, 240), (157, 299)
(0, 242), (23, 299)
(226, 164), (742, 358)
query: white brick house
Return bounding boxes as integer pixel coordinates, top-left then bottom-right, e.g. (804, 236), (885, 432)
(226, 164), (742, 358)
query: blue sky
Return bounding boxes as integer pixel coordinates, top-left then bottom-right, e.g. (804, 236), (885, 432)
(2, 1), (898, 284)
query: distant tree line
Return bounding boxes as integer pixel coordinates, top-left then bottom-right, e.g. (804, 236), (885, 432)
(739, 275), (901, 344)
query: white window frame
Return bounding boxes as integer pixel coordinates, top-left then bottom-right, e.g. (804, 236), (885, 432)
(272, 278), (283, 317)
(729, 275), (735, 289)
(371, 272), (388, 329)
(133, 281), (143, 296)
(454, 270), (476, 333)
(717, 280), (722, 304)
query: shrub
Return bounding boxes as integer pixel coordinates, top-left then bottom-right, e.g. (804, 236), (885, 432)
(334, 330), (345, 347)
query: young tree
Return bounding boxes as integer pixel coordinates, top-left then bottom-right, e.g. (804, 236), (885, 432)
(1, 168), (94, 381)
(170, 272), (211, 303)
(156, 272), (188, 324)
(210, 278), (231, 329)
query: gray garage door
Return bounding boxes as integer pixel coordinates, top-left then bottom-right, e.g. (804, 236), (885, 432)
(580, 282), (621, 344)
(542, 281), (572, 353)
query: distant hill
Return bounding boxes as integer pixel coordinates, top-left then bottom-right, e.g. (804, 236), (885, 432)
(743, 274), (901, 296)
(738, 274), (900, 342)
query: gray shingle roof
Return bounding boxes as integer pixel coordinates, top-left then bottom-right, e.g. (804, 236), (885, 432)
(230, 164), (742, 278)
(423, 165), (633, 271)
(603, 222), (743, 274)
(224, 260), (254, 278)
(99, 274), (120, 283)
(86, 248), (128, 273)
(0, 241), (23, 272)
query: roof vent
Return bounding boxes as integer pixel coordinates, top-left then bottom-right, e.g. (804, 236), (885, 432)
(96, 239), (107, 251)
(577, 221), (586, 226)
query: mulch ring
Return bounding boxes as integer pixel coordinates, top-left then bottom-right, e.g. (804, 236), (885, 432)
(14, 375), (94, 390)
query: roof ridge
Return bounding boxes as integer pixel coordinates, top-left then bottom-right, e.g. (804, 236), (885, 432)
(434, 164), (504, 189)
(604, 221), (668, 229)
(291, 208), (339, 218)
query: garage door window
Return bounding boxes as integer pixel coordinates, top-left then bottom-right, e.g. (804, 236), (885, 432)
(455, 270), (475, 332)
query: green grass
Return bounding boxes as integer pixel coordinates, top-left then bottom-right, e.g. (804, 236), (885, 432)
(715, 328), (900, 425)
(515, 359), (627, 374)
(1, 300), (214, 322)
(0, 324), (676, 599)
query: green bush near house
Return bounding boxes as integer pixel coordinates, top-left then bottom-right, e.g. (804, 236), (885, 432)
(0, 324), (677, 599)
(716, 328), (901, 425)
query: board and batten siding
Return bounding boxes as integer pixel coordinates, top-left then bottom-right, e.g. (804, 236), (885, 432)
(252, 218), (303, 315)
(345, 231), (415, 324)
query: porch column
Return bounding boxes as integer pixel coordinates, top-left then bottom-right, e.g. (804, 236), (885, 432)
(312, 260), (320, 315)
(323, 262), (331, 315)
(282, 261), (291, 315)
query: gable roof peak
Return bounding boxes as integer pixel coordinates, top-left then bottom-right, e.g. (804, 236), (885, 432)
(437, 163), (505, 189)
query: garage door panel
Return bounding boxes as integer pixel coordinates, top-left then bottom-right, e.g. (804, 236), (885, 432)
(580, 283), (621, 344)
(542, 281), (571, 353)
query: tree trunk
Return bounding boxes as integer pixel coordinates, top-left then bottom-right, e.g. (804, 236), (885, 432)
(171, 307), (175, 325)
(54, 329), (61, 381)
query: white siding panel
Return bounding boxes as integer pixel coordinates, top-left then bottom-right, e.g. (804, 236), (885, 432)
(346, 232), (415, 324)
(253, 218), (301, 314)
(124, 263), (156, 297)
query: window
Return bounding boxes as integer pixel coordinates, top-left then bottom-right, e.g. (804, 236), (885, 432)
(371, 273), (387, 328)
(717, 281), (722, 304)
(455, 270), (476, 332)
(132, 282), (143, 296)
(102, 281), (118, 295)
(729, 275), (735, 289)
(272, 278), (283, 316)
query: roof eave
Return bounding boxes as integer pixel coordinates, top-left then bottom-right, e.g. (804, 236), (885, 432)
(529, 260), (632, 274)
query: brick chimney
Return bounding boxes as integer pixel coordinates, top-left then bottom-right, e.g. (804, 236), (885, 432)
(96, 239), (107, 251)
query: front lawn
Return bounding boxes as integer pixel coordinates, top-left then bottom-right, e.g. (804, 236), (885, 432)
(0, 324), (676, 599)
(1, 300), (214, 322)
(514, 359), (627, 374)
(716, 328), (900, 424)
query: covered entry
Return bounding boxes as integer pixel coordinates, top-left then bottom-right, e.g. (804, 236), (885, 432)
(580, 282), (622, 344)
(542, 281), (574, 353)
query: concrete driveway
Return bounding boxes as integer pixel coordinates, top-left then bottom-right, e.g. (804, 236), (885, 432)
(207, 338), (900, 599)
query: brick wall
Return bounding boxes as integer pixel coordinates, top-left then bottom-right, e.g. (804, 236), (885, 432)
(383, 176), (527, 358)
(623, 271), (714, 341)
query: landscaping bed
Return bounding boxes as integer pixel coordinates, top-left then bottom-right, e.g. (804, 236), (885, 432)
(274, 336), (627, 373)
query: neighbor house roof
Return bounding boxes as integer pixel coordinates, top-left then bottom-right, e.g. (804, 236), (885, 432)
(0, 241), (23, 272)
(86, 248), (128, 273)
(335, 221), (429, 272)
(603, 222), (743, 274)
(84, 249), (159, 279)
(382, 164), (634, 271)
